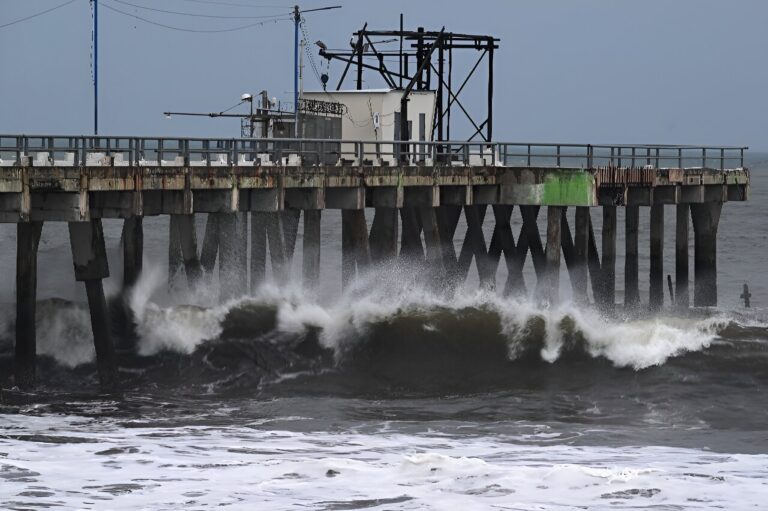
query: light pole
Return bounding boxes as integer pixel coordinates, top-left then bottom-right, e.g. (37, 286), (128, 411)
(293, 5), (299, 136)
(92, 0), (98, 135)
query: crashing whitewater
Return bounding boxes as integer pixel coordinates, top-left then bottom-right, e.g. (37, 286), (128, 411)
(2, 261), (742, 379)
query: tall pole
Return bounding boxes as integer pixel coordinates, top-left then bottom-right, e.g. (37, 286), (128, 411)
(93, 0), (98, 135)
(399, 13), (403, 89)
(293, 5), (300, 137)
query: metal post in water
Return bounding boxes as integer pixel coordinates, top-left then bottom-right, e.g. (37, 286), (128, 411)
(741, 283), (751, 308)
(667, 274), (674, 304)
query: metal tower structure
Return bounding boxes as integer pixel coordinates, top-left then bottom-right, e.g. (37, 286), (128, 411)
(318, 21), (499, 144)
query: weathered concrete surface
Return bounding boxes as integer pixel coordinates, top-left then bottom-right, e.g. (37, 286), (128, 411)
(0, 165), (748, 222)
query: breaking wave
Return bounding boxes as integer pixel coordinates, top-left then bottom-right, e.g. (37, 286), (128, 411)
(2, 263), (767, 392)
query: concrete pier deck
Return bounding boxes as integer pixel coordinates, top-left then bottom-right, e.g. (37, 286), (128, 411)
(0, 136), (749, 221)
(0, 135), (749, 389)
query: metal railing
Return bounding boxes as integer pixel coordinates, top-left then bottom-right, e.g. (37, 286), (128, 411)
(0, 135), (748, 170)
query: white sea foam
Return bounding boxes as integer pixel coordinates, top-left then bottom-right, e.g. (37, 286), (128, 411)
(35, 300), (95, 367)
(1, 412), (766, 510)
(127, 265), (229, 356)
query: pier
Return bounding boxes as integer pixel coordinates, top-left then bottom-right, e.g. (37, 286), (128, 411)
(0, 135), (749, 389)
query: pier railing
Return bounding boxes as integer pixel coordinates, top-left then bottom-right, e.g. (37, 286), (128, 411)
(0, 135), (747, 170)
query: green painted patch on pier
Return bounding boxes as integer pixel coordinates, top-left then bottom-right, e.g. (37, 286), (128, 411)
(540, 170), (596, 206)
(499, 168), (596, 206)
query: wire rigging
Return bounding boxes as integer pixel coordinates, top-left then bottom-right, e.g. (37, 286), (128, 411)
(110, 0), (292, 20)
(0, 0), (78, 30)
(101, 1), (291, 33)
(299, 18), (324, 84)
(298, 18), (370, 127)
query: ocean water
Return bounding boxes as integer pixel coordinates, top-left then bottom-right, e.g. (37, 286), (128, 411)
(1, 154), (767, 510)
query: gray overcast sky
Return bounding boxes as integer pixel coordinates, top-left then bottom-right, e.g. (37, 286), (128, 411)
(1, 0), (766, 149)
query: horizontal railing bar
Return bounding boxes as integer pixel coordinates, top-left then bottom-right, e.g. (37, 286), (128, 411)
(0, 135), (748, 170)
(0, 134), (749, 150)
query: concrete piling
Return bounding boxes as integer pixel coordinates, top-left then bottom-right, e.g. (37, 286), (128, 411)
(282, 209), (301, 263)
(369, 207), (398, 262)
(520, 206), (547, 282)
(649, 204), (664, 311)
(341, 209), (370, 289)
(122, 217), (143, 290)
(573, 206), (590, 303)
(168, 215), (183, 286)
(559, 208), (577, 294)
(200, 213), (220, 276)
(68, 219), (118, 391)
(544, 206), (563, 303)
(624, 205), (640, 308)
(419, 206), (446, 285)
(691, 202), (722, 307)
(84, 279), (119, 391)
(399, 207), (424, 262)
(266, 211), (287, 282)
(675, 204), (690, 308)
(250, 212), (267, 290)
(302, 209), (321, 288)
(173, 214), (203, 287)
(460, 205), (492, 286)
(15, 221), (43, 389)
(436, 206), (461, 279)
(600, 206), (617, 312)
(489, 205), (524, 296)
(218, 213), (247, 300)
(487, 205), (513, 290)
(237, 211), (249, 284)
(586, 215), (602, 304)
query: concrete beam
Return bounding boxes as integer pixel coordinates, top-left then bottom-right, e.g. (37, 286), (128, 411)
(440, 185), (472, 206)
(404, 186), (440, 208)
(30, 193), (85, 222)
(285, 188), (324, 210)
(367, 186), (404, 208)
(326, 187), (365, 209)
(680, 185), (705, 204)
(652, 185), (679, 205)
(473, 185), (498, 205)
(90, 191), (133, 218)
(245, 189), (284, 212)
(626, 187), (652, 206)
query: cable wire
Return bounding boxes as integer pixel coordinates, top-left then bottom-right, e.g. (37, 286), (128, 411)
(110, 0), (291, 20)
(218, 99), (247, 114)
(101, 2), (290, 32)
(0, 0), (78, 30)
(173, 0), (290, 8)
